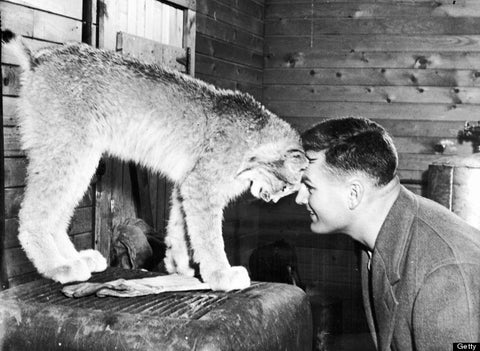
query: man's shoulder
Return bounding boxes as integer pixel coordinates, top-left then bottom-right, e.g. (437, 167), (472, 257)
(409, 193), (480, 266)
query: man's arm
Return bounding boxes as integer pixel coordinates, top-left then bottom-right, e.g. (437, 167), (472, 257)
(412, 263), (480, 350)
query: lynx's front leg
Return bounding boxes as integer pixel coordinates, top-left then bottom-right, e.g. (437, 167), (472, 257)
(179, 176), (250, 291)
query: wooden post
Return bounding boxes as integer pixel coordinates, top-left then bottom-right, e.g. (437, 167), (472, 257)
(183, 8), (196, 76)
(82, 0), (93, 45)
(0, 13), (10, 290)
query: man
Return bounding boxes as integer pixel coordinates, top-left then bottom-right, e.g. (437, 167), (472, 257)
(295, 117), (480, 351)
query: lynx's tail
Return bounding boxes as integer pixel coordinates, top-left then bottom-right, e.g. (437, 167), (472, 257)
(1, 29), (33, 71)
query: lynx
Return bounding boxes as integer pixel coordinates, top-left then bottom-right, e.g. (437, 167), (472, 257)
(3, 30), (307, 291)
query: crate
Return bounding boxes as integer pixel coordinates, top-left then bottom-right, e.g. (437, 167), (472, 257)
(0, 268), (312, 351)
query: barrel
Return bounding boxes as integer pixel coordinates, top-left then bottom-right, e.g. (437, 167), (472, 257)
(427, 155), (480, 230)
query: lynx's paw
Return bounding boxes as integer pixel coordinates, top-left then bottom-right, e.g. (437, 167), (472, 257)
(206, 266), (251, 291)
(45, 258), (91, 284)
(79, 249), (107, 273)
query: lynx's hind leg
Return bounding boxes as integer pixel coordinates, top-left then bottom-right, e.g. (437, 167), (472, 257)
(164, 186), (195, 277)
(19, 145), (106, 284)
(179, 173), (250, 291)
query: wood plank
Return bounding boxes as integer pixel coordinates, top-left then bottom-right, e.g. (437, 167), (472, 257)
(196, 54), (262, 85)
(377, 119), (467, 138)
(283, 116), (468, 139)
(266, 0), (478, 3)
(94, 157), (113, 261)
(5, 218), (19, 249)
(5, 247), (35, 278)
(265, 35), (480, 53)
(4, 127), (24, 157)
(73, 232), (93, 250)
(2, 64), (21, 96)
(214, 0), (264, 19)
(399, 153), (445, 171)
(264, 101), (480, 121)
(0, 2), (82, 43)
(162, 0), (196, 11)
(196, 0), (264, 35)
(263, 68), (480, 87)
(264, 49), (480, 70)
(5, 188), (22, 220)
(116, 32), (187, 72)
(263, 85), (480, 104)
(4, 157), (26, 188)
(196, 13), (263, 53)
(144, 0), (155, 40)
(7, 0), (97, 23)
(0, 1), (35, 37)
(266, 17), (480, 36)
(68, 207), (93, 235)
(398, 170), (428, 183)
(183, 8), (196, 75)
(2, 97), (19, 126)
(8, 270), (42, 287)
(393, 136), (473, 156)
(265, 2), (480, 19)
(169, 5), (184, 47)
(196, 34), (263, 69)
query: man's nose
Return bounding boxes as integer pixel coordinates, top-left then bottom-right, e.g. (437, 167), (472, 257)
(295, 184), (308, 205)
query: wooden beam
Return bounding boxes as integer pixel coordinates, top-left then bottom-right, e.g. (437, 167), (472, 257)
(183, 8), (196, 75)
(82, 0), (93, 44)
(0, 13), (10, 290)
(162, 0), (196, 11)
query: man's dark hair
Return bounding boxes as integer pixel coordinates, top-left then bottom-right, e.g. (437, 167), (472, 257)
(302, 117), (398, 186)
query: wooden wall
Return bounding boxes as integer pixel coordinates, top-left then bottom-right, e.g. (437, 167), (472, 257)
(194, 0), (266, 267)
(260, 0), (480, 333)
(1, 0), (97, 287)
(195, 0), (265, 100)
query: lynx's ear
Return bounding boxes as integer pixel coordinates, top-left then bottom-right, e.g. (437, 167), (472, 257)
(236, 156), (260, 179)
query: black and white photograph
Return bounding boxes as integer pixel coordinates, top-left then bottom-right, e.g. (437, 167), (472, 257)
(0, 0), (479, 350)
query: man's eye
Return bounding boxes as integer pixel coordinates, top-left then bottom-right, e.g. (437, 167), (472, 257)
(304, 184), (314, 193)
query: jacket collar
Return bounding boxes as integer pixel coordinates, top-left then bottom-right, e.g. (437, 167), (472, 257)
(372, 186), (418, 285)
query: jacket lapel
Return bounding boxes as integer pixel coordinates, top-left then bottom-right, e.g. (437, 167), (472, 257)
(361, 250), (378, 349)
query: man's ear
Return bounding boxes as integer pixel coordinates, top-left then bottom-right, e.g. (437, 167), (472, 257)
(347, 180), (364, 210)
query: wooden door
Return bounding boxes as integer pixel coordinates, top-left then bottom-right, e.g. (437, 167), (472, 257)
(94, 0), (196, 263)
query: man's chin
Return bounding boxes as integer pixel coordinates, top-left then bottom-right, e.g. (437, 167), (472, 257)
(310, 222), (330, 234)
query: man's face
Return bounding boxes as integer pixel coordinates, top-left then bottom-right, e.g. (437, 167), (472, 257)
(295, 151), (351, 234)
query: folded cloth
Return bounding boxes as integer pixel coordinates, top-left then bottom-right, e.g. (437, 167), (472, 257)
(62, 274), (210, 298)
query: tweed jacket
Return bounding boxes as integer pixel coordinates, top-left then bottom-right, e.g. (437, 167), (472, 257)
(361, 186), (480, 351)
